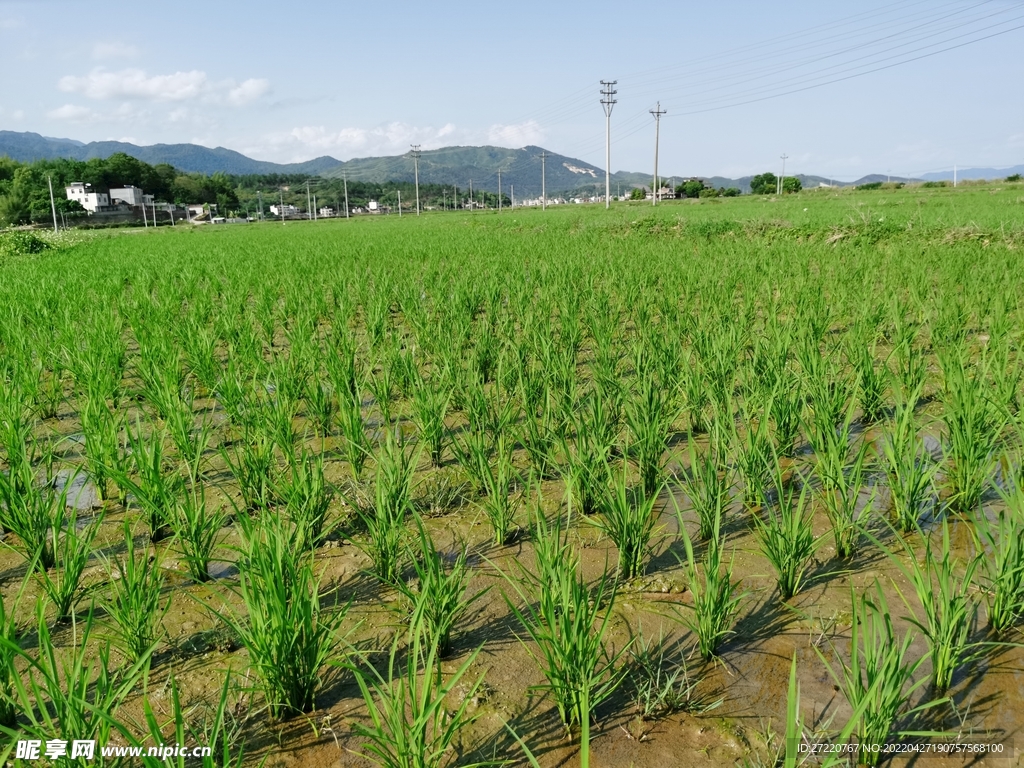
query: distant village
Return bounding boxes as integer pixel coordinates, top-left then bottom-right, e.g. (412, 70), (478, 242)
(63, 180), (696, 225)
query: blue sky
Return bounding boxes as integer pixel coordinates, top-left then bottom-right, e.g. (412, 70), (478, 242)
(1, 0), (1022, 180)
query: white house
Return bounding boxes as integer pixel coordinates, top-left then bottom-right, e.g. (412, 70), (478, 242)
(65, 182), (109, 213)
(109, 186), (154, 207)
(318, 206), (335, 218)
(269, 204), (298, 217)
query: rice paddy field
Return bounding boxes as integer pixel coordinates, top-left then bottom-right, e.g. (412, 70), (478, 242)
(2, 180), (1024, 767)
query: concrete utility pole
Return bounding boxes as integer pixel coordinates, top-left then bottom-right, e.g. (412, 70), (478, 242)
(47, 176), (58, 233)
(343, 173), (350, 219)
(954, 163), (958, 187)
(306, 181), (312, 220)
(540, 151), (548, 210)
(313, 194), (318, 221)
(279, 190), (285, 225)
(511, 184), (514, 209)
(497, 169), (502, 211)
(454, 184), (458, 210)
(152, 200), (157, 226)
(469, 179), (473, 208)
(410, 145), (421, 215)
(398, 190), (402, 217)
(142, 198), (148, 228)
(778, 154), (789, 195)
(650, 102), (666, 207)
(257, 190), (264, 221)
(600, 80), (617, 209)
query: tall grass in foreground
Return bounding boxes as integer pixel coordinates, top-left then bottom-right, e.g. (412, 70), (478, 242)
(0, 606), (150, 760)
(888, 521), (983, 693)
(502, 510), (628, 768)
(345, 612), (493, 768)
(171, 483), (226, 583)
(215, 516), (349, 718)
(397, 518), (488, 657)
(940, 353), (1004, 513)
(812, 403), (873, 559)
(816, 584), (942, 767)
(140, 672), (256, 768)
(676, 430), (731, 542)
(673, 504), (743, 660)
(882, 387), (937, 532)
(360, 431), (418, 586)
(39, 509), (103, 621)
(104, 522), (170, 663)
(0, 464), (67, 572)
(595, 459), (661, 580)
(753, 469), (818, 602)
(974, 483), (1024, 633)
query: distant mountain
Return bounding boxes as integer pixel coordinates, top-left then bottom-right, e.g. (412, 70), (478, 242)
(920, 165), (1024, 182)
(321, 145), (613, 198)
(0, 131), (341, 176)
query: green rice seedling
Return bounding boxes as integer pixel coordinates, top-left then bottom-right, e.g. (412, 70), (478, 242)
(673, 504), (743, 660)
(216, 515), (349, 718)
(396, 517), (488, 656)
(359, 430), (418, 586)
(628, 630), (722, 719)
(0, 462), (67, 572)
(306, 378), (336, 437)
(846, 329), (887, 423)
(80, 396), (127, 502)
(278, 445), (335, 548)
(680, 352), (711, 434)
(38, 509), (103, 621)
(816, 583), (940, 766)
(625, 373), (677, 497)
(940, 352), (1004, 513)
(731, 399), (775, 508)
(782, 653), (802, 768)
(0, 581), (28, 729)
(171, 483), (225, 583)
(338, 387), (371, 479)
(103, 521), (170, 663)
(222, 429), (276, 513)
(769, 376), (804, 458)
(140, 672), (256, 768)
(463, 432), (521, 546)
(754, 467), (818, 602)
(813, 404), (874, 559)
(367, 359), (396, 428)
(801, 347), (855, 459)
(676, 430), (731, 542)
(595, 459), (661, 580)
(973, 483), (1024, 632)
(891, 333), (927, 401)
(0, 604), (152, 758)
(502, 509), (629, 768)
(411, 374), (451, 468)
(345, 612), (492, 768)
(888, 520), (983, 694)
(881, 387), (938, 532)
(519, 404), (560, 479)
(119, 417), (183, 541)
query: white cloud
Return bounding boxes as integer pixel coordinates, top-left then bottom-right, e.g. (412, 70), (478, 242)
(60, 68), (207, 101)
(47, 102), (148, 124)
(47, 104), (98, 122)
(56, 68), (269, 106)
(12, 109), (24, 120)
(92, 42), (139, 60)
(487, 120), (544, 147)
(226, 78), (270, 106)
